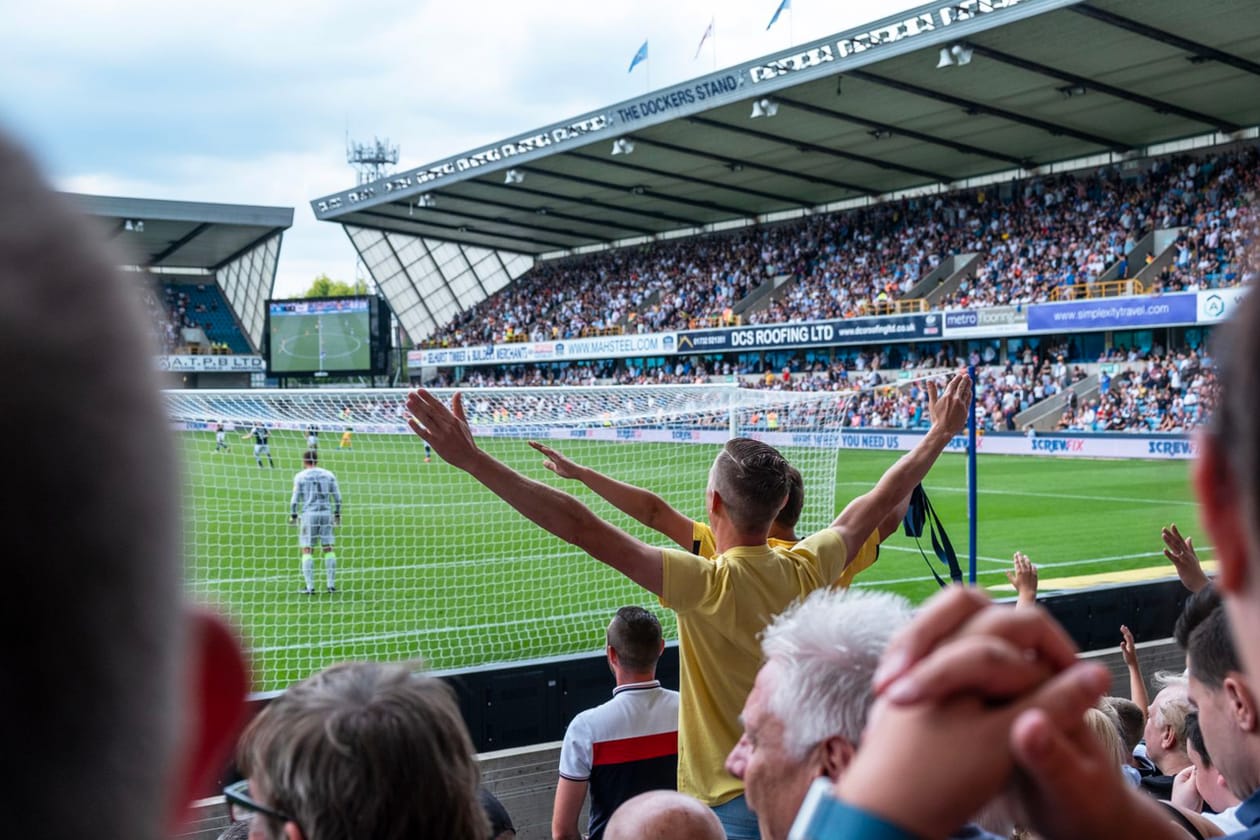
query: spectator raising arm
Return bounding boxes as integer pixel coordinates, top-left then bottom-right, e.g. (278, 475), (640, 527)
(1007, 551), (1040, 608)
(528, 440), (695, 550)
(406, 390), (664, 595)
(830, 371), (972, 568)
(1119, 624), (1149, 715)
(1162, 523), (1211, 593)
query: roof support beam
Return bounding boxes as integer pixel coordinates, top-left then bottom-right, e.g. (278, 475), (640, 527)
(964, 43), (1242, 133)
(1070, 4), (1260, 78)
(774, 96), (1031, 167)
(477, 181), (700, 227)
(357, 210), (568, 252)
(687, 115), (954, 183)
(429, 190), (658, 237)
(563, 151), (812, 208)
(631, 137), (878, 196)
(383, 203), (596, 246)
(846, 69), (1130, 152)
(212, 230), (283, 273)
(517, 165), (754, 217)
(148, 222), (211, 266)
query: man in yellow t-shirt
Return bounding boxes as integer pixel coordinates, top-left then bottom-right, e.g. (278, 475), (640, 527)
(404, 374), (972, 838)
(525, 445), (908, 589)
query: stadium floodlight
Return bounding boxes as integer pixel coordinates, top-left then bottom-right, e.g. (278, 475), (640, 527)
(124, 219), (145, 232)
(416, 194), (436, 208)
(630, 185), (647, 196)
(953, 44), (973, 65)
(611, 138), (636, 155)
(1058, 83), (1088, 98)
(869, 128), (893, 140)
(750, 98), (779, 119)
(504, 169), (525, 184)
(938, 44), (972, 68)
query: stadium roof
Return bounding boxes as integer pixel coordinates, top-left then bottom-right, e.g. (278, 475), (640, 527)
(69, 194), (294, 271)
(313, 0), (1260, 257)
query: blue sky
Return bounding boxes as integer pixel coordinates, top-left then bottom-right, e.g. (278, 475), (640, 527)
(0, 0), (920, 297)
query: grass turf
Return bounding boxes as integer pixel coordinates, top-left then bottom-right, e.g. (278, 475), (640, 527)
(182, 431), (1198, 691)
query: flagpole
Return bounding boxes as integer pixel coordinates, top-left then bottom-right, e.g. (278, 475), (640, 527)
(712, 16), (718, 71)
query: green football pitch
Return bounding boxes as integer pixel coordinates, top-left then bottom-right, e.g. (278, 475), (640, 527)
(183, 431), (1200, 692)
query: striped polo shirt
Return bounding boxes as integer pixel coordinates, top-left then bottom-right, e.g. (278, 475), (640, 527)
(558, 680), (680, 840)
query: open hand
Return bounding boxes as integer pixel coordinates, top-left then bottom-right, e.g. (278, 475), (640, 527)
(405, 390), (480, 471)
(1162, 523), (1209, 592)
(529, 440), (584, 480)
(927, 369), (973, 438)
(1007, 551), (1039, 606)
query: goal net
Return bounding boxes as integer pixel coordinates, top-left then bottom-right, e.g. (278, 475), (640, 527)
(166, 384), (850, 691)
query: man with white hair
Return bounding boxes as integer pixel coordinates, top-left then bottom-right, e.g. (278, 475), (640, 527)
(724, 588), (914, 840)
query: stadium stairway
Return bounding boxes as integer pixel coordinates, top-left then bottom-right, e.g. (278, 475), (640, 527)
(906, 253), (980, 305)
(733, 272), (793, 320)
(1013, 373), (1100, 433)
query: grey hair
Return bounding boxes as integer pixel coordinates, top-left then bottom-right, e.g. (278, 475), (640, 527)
(761, 587), (913, 758)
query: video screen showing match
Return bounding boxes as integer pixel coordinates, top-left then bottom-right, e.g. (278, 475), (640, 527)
(267, 297), (372, 375)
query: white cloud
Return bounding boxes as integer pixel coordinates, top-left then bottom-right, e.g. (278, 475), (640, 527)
(3, 0), (923, 298)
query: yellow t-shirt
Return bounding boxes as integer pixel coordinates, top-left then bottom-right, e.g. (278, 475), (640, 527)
(690, 520), (880, 588)
(660, 528), (847, 806)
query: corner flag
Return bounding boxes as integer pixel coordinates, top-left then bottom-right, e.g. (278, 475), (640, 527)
(766, 0), (791, 30)
(628, 40), (649, 73)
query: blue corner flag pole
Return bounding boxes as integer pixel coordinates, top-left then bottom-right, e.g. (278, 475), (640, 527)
(967, 364), (978, 585)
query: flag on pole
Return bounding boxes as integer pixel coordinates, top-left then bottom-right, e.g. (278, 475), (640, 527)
(766, 0), (791, 30)
(694, 18), (715, 60)
(628, 40), (649, 73)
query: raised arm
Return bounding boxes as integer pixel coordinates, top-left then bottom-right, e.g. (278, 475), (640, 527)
(406, 390), (663, 595)
(1162, 523), (1210, 593)
(831, 372), (972, 566)
(1119, 625), (1149, 714)
(529, 440), (694, 550)
(1007, 551), (1040, 609)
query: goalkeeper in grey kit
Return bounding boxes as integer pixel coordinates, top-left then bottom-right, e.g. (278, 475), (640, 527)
(290, 449), (342, 594)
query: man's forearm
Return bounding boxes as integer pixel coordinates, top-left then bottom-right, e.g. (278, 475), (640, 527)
(836, 427), (956, 542)
(574, 465), (667, 529)
(468, 451), (597, 547)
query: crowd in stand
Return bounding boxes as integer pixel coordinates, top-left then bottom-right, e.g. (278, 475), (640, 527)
(421, 338), (1218, 433)
(422, 145), (1258, 350)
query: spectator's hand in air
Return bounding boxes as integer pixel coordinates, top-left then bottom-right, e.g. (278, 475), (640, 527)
(1007, 551), (1040, 608)
(1162, 523), (1210, 592)
(927, 369), (973, 438)
(1119, 625), (1140, 669)
(406, 390), (480, 471)
(528, 441), (583, 480)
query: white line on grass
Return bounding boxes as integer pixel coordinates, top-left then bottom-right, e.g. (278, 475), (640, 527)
(853, 549), (1188, 587)
(248, 607), (618, 653)
(836, 481), (1198, 507)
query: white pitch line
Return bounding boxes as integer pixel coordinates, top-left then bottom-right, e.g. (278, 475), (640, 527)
(836, 480), (1197, 507)
(249, 607), (618, 653)
(852, 549), (1192, 588)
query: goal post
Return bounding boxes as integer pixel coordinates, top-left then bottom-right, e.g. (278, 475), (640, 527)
(166, 384), (856, 691)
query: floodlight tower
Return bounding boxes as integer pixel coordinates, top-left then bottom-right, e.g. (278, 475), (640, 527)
(345, 137), (400, 296)
(347, 137), (399, 185)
